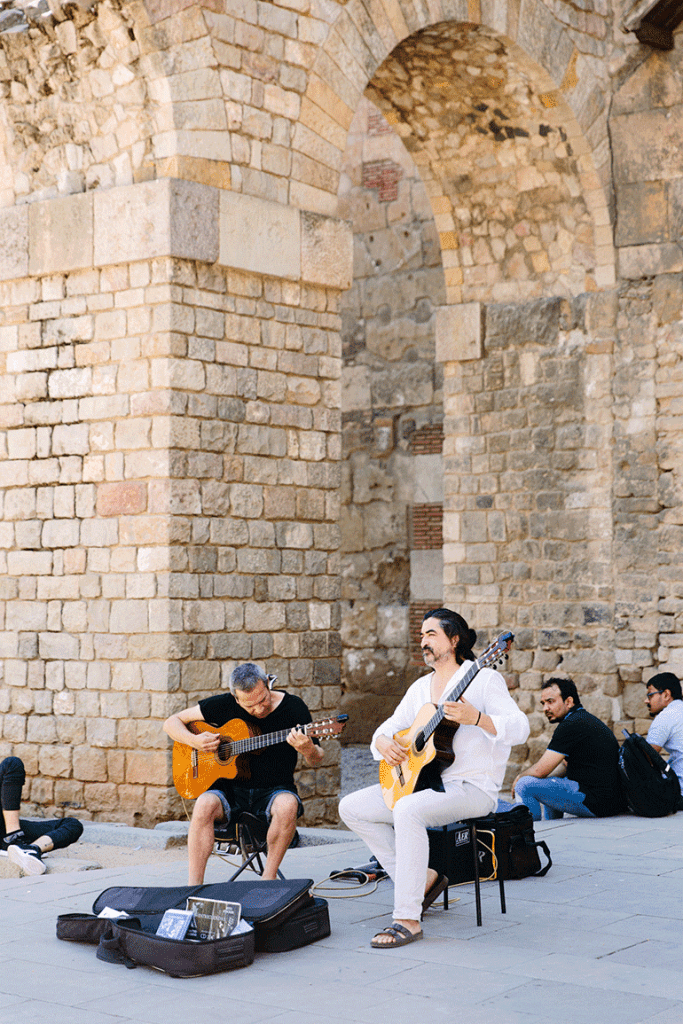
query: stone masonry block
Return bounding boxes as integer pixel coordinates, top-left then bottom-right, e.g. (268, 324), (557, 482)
(435, 303), (483, 362)
(42, 520), (80, 548)
(38, 632), (79, 659)
(110, 600), (149, 633)
(410, 550), (444, 602)
(94, 179), (219, 266)
(615, 182), (668, 247)
(29, 192), (94, 275)
(300, 212), (353, 289)
(0, 205), (29, 281)
(612, 108), (683, 186)
(97, 482), (148, 516)
(219, 190), (300, 281)
(618, 243), (683, 279)
(517, 0), (576, 92)
(38, 745), (72, 777)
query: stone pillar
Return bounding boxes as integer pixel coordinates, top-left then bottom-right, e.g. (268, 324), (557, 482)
(0, 179), (352, 826)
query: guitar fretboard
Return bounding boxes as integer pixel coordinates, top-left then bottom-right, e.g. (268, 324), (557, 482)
(220, 724), (311, 758)
(421, 660), (482, 743)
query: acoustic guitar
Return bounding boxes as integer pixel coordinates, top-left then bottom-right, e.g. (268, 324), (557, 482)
(173, 714), (348, 799)
(379, 631), (514, 809)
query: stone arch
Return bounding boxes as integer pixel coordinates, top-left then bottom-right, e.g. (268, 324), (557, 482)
(333, 3), (618, 742)
(297, 0), (613, 215)
(363, 23), (614, 303)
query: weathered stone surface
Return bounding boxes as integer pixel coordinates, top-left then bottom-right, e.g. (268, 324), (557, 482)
(0, 205), (28, 281)
(435, 303), (483, 362)
(219, 190), (300, 280)
(29, 193), (93, 275)
(0, 0), (680, 827)
(612, 108), (683, 186)
(94, 180), (219, 266)
(301, 211), (353, 289)
(618, 243), (683, 279)
(615, 182), (668, 247)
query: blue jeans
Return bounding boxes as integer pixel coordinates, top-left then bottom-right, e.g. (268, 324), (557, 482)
(505, 777), (596, 822)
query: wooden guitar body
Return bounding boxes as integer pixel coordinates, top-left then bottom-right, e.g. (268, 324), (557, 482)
(172, 719), (255, 800)
(172, 714), (348, 801)
(378, 630), (515, 809)
(379, 703), (458, 809)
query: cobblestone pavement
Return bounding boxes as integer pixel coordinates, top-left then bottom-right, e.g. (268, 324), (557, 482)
(0, 803), (681, 1024)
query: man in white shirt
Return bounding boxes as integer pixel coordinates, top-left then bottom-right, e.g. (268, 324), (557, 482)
(339, 608), (529, 949)
(645, 672), (683, 809)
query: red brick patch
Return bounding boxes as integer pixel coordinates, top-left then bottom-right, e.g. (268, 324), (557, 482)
(409, 422), (444, 454)
(362, 160), (402, 202)
(368, 109), (395, 136)
(411, 503), (443, 549)
(97, 482), (148, 517)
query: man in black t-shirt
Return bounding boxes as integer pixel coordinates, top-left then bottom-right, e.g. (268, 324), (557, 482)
(164, 663), (324, 883)
(510, 677), (625, 821)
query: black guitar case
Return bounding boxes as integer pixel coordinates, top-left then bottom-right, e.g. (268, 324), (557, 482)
(91, 878), (328, 952)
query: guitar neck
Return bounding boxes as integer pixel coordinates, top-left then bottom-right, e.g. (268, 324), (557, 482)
(423, 660), (483, 742)
(230, 724), (309, 756)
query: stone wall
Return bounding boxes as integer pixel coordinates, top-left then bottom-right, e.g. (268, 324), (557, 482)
(0, 177), (350, 824)
(337, 96), (445, 740)
(2, 0), (683, 817)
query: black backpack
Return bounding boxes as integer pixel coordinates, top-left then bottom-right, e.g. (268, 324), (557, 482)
(618, 729), (681, 817)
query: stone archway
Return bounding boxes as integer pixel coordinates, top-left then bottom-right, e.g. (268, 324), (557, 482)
(333, 10), (617, 756)
(0, 0), (672, 821)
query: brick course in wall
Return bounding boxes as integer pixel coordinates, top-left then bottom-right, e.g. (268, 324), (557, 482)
(410, 503), (443, 550)
(409, 423), (444, 455)
(361, 160), (403, 203)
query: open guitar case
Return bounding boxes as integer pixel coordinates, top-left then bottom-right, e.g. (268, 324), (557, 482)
(57, 878), (330, 976)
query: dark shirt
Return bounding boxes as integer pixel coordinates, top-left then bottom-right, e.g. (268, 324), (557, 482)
(198, 690), (313, 793)
(548, 707), (626, 816)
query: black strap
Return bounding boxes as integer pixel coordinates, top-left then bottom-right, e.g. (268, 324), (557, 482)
(532, 840), (552, 877)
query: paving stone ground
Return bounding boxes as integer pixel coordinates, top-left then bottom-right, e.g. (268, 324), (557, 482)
(0, 804), (681, 1024)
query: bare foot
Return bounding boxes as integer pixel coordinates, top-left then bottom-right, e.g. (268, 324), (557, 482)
(424, 867), (438, 895)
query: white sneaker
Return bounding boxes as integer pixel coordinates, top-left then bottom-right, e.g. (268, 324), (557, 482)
(8, 844), (46, 876)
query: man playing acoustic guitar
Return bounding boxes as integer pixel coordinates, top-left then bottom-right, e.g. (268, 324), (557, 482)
(339, 608), (529, 948)
(164, 663), (324, 884)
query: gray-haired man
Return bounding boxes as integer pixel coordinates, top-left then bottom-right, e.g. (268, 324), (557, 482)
(164, 663), (323, 883)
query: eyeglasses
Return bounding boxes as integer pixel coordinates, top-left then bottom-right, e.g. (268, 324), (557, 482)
(645, 691), (663, 701)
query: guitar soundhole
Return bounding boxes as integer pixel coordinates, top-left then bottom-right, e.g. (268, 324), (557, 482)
(215, 740), (233, 764)
(415, 731), (425, 753)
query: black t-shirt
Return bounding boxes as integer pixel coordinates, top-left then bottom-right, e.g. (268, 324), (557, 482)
(198, 690), (313, 793)
(548, 707), (625, 816)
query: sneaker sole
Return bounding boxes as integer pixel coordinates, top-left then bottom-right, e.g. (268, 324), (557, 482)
(8, 846), (46, 876)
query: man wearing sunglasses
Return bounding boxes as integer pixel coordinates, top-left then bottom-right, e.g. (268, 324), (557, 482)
(645, 672), (683, 809)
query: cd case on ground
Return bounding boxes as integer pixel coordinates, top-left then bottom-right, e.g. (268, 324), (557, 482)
(185, 898), (241, 940)
(155, 908), (195, 940)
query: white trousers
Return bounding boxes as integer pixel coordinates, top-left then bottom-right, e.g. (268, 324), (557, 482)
(339, 781), (494, 921)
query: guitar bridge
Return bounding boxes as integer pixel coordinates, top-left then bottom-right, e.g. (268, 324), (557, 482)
(191, 749), (198, 780)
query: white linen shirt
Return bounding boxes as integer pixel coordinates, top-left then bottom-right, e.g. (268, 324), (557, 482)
(370, 660), (530, 802)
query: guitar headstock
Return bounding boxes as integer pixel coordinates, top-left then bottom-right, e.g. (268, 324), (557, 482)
(477, 630), (514, 670)
(308, 715), (349, 739)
